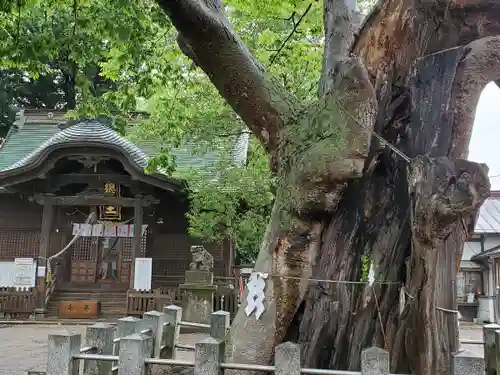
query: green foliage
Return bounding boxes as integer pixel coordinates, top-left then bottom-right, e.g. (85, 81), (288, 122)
(183, 137), (274, 264)
(360, 255), (371, 282)
(357, 0), (378, 15)
(228, 0), (323, 103)
(0, 0), (374, 261)
(135, 0), (327, 258)
(0, 0), (174, 130)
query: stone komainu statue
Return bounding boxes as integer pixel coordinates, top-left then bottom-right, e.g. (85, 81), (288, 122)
(189, 245), (214, 271)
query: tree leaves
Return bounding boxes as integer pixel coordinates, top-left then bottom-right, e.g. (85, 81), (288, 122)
(0, 0), (337, 263)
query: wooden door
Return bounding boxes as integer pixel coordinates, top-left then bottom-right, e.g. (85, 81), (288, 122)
(70, 237), (98, 282)
(119, 236), (147, 284)
(96, 237), (121, 283)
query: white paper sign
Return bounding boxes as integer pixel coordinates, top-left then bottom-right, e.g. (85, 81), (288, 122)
(72, 223), (149, 238)
(91, 223), (104, 237)
(72, 223), (81, 235)
(14, 258), (36, 288)
(125, 225), (148, 237)
(80, 224), (92, 236)
(37, 266), (46, 278)
(133, 257), (152, 291)
(118, 224), (132, 237)
(104, 224), (117, 237)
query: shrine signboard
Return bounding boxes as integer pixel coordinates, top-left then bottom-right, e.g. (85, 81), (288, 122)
(99, 182), (122, 221)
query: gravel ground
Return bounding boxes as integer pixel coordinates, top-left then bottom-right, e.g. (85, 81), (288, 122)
(0, 324), (207, 375)
(0, 323), (485, 375)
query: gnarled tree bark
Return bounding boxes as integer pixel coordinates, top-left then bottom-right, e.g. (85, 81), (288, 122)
(157, 0), (498, 374)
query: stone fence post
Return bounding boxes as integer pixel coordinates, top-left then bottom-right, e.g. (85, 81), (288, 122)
(453, 349), (484, 375)
(275, 342), (301, 375)
(164, 304), (183, 359)
(46, 331), (81, 375)
(116, 316), (141, 338)
(118, 333), (153, 375)
(210, 310), (230, 341)
(194, 337), (224, 375)
(143, 310), (168, 358)
(361, 347), (389, 375)
(83, 323), (114, 375)
(483, 323), (500, 375)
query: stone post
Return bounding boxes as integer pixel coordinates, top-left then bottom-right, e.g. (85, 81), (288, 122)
(484, 323), (500, 375)
(180, 270), (217, 324)
(115, 316), (141, 367)
(210, 310), (230, 341)
(116, 316), (141, 338)
(163, 305), (182, 359)
(46, 331), (82, 375)
(361, 347), (389, 375)
(495, 330), (500, 375)
(118, 333), (152, 375)
(275, 342), (301, 375)
(194, 337), (224, 375)
(83, 323), (114, 375)
(143, 310), (168, 358)
(453, 349), (485, 375)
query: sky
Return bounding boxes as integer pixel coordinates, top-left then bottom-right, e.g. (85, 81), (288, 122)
(468, 82), (500, 190)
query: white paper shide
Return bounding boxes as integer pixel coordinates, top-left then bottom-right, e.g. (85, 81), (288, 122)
(244, 272), (268, 320)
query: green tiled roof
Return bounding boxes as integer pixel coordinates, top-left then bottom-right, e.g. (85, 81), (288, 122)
(0, 112), (248, 179)
(0, 122), (59, 172)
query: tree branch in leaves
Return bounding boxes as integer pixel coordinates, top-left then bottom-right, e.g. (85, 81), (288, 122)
(269, 3), (313, 66)
(156, 0), (299, 164)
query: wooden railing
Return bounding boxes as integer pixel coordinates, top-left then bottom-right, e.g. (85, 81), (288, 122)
(0, 287), (38, 317)
(126, 289), (179, 315)
(126, 286), (240, 319)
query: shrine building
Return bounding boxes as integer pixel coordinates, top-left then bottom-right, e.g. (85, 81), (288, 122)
(0, 109), (244, 318)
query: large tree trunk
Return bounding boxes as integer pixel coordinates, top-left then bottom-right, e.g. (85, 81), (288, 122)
(158, 0), (500, 374)
(295, 39), (495, 374)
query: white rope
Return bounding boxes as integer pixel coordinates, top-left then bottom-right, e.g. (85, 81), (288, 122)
(48, 212), (95, 262)
(45, 212), (95, 280)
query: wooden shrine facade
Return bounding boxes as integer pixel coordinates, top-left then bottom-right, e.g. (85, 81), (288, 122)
(0, 114), (233, 314)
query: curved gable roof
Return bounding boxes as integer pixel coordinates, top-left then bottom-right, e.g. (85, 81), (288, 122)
(0, 110), (251, 191)
(8, 120), (149, 171)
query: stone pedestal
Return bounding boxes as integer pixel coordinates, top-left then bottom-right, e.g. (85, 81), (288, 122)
(180, 271), (217, 324)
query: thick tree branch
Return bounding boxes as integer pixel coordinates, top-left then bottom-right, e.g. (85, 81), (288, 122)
(426, 0), (500, 54)
(351, 0), (500, 88)
(156, 0), (299, 160)
(316, 0), (377, 184)
(448, 36), (500, 159)
(393, 156), (489, 373)
(319, 0), (362, 96)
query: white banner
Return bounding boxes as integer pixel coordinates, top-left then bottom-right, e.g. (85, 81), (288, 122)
(73, 223), (148, 238)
